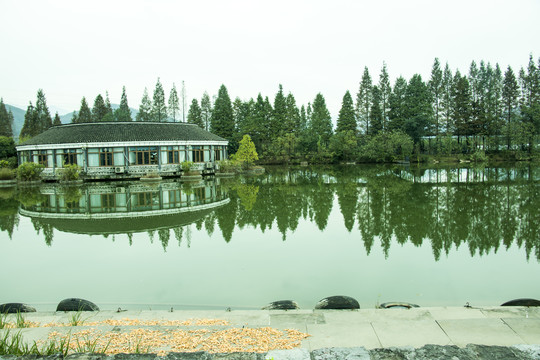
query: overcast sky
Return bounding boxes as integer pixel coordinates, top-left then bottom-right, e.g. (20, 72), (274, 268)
(1, 0), (539, 119)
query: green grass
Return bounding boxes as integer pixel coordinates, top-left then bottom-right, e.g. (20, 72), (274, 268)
(0, 329), (69, 356)
(15, 312), (29, 328)
(69, 311), (85, 326)
(0, 312), (8, 329)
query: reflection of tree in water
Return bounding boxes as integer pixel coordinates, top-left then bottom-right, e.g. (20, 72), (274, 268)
(0, 187), (19, 239)
(7, 165), (540, 260)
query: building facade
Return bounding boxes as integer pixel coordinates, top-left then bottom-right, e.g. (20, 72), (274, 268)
(16, 122), (228, 180)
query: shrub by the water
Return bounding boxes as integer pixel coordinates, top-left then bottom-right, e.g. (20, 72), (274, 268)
(0, 167), (15, 180)
(57, 164), (81, 181)
(16, 163), (44, 181)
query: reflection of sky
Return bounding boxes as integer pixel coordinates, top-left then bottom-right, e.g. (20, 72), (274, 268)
(2, 196), (539, 311)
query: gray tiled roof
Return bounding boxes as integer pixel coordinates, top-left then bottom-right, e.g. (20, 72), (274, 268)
(19, 122), (227, 145)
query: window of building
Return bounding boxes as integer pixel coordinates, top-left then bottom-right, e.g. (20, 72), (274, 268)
(37, 150), (48, 167)
(100, 148), (113, 166)
(192, 146), (204, 163)
(214, 147), (222, 161)
(62, 149), (78, 165)
(130, 147), (158, 165)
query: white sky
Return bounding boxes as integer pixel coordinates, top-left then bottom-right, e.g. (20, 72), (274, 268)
(1, 0), (539, 119)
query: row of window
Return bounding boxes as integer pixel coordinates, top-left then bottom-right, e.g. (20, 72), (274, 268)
(21, 146), (225, 168)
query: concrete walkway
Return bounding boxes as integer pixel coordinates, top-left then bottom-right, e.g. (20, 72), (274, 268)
(1, 307), (539, 359)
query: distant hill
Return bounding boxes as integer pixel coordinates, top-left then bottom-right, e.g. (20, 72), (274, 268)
(5, 104), (139, 139)
(5, 104), (25, 139)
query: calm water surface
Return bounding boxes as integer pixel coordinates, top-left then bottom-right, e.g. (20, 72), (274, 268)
(1, 164), (539, 310)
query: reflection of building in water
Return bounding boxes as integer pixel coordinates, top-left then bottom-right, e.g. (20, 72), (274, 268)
(19, 180), (229, 235)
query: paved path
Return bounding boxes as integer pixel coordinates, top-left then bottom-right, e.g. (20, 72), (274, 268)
(1, 307), (539, 359)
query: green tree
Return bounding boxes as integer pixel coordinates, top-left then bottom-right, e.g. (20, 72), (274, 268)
(53, 112), (61, 126)
(168, 83), (180, 122)
(20, 102), (38, 138)
(441, 62), (454, 134)
(234, 134), (259, 169)
(201, 92), (212, 131)
(429, 58), (443, 136)
(309, 93), (333, 148)
(136, 87), (152, 122)
(403, 74), (433, 144)
(151, 78), (167, 122)
(211, 84), (235, 142)
(379, 62), (391, 132)
(388, 76), (408, 132)
(0, 98), (14, 137)
(369, 85), (383, 135)
(105, 91), (114, 119)
(285, 93), (301, 134)
(337, 90), (356, 133)
(502, 66), (519, 149)
(452, 71), (473, 144)
(114, 86), (132, 122)
(0, 136), (16, 159)
(272, 84), (287, 136)
(34, 89), (52, 134)
(77, 97), (92, 123)
(92, 94), (108, 122)
(187, 98), (204, 128)
(356, 67), (372, 135)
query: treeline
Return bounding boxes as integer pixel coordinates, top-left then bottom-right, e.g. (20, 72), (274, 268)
(10, 54), (540, 163)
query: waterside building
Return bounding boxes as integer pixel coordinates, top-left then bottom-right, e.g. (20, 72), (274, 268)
(16, 122), (228, 180)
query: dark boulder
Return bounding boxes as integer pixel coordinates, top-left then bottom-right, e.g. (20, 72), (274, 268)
(262, 300), (299, 310)
(501, 298), (540, 307)
(314, 295), (360, 310)
(379, 302), (420, 309)
(56, 298), (99, 312)
(0, 303), (37, 313)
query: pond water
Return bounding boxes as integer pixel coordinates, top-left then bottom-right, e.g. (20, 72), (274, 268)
(1, 164), (539, 311)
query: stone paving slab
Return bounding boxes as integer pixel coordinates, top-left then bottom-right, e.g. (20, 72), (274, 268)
(306, 323), (381, 350)
(437, 318), (526, 347)
(371, 320), (451, 348)
(502, 318), (540, 344)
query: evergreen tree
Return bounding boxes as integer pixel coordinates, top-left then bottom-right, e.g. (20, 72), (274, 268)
(71, 111), (79, 124)
(34, 89), (52, 134)
(114, 86), (132, 122)
(441, 62), (454, 134)
(429, 58), (443, 136)
(187, 98), (204, 128)
(53, 112), (62, 126)
(379, 62), (391, 132)
(151, 78), (167, 122)
(403, 74), (433, 143)
(452, 71), (473, 142)
(388, 76), (408, 132)
(369, 85), (383, 135)
(168, 83), (180, 122)
(502, 66), (519, 149)
(356, 67), (372, 135)
(211, 84), (235, 141)
(285, 93), (300, 134)
(77, 97), (92, 123)
(519, 55), (540, 137)
(20, 102), (38, 139)
(337, 90), (356, 133)
(105, 92), (114, 118)
(0, 98), (14, 137)
(92, 94), (108, 122)
(310, 93), (333, 147)
(136, 88), (152, 122)
(201, 92), (212, 131)
(272, 84), (287, 136)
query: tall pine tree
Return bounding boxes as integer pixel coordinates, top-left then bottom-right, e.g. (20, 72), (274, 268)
(114, 86), (132, 122)
(0, 98), (14, 137)
(151, 78), (167, 122)
(310, 93), (333, 147)
(356, 67), (372, 135)
(76, 97), (92, 123)
(211, 84), (235, 142)
(92, 94), (108, 122)
(201, 92), (212, 131)
(168, 83), (180, 122)
(136, 88), (152, 122)
(337, 90), (356, 133)
(187, 98), (204, 128)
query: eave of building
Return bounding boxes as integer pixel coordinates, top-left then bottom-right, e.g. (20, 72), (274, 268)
(16, 140), (229, 151)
